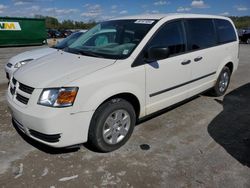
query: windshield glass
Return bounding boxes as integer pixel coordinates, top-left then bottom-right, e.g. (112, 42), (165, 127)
(66, 19), (157, 59)
(54, 32), (84, 49)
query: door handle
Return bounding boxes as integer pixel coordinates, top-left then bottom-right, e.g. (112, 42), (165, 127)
(194, 56), (203, 62)
(181, 60), (191, 65)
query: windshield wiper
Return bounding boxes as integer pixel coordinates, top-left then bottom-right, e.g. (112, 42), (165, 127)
(75, 49), (104, 58)
(62, 47), (76, 53)
(62, 47), (104, 58)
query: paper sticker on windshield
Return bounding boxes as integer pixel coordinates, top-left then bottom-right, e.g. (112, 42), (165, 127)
(135, 20), (155, 24)
(123, 49), (129, 55)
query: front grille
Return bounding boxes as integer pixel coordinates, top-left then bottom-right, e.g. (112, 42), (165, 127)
(12, 77), (17, 85)
(10, 86), (16, 95)
(6, 72), (10, 80)
(29, 129), (61, 143)
(16, 93), (29, 105)
(19, 83), (34, 94)
(9, 77), (34, 106)
(7, 63), (12, 68)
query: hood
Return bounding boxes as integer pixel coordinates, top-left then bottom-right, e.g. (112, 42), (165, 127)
(9, 47), (57, 65)
(14, 51), (115, 88)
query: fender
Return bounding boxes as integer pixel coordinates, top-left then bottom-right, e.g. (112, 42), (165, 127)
(82, 82), (145, 117)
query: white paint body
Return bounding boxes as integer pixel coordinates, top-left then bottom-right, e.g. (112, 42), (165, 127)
(7, 14), (239, 148)
(5, 47), (57, 79)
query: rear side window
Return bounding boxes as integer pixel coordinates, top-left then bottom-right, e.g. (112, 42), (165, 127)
(185, 19), (217, 50)
(147, 20), (186, 56)
(214, 19), (237, 44)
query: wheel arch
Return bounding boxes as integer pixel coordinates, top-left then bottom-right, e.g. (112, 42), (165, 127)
(225, 62), (234, 73)
(95, 92), (141, 120)
(216, 59), (236, 79)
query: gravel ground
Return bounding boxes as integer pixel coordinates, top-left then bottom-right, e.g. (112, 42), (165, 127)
(0, 44), (249, 188)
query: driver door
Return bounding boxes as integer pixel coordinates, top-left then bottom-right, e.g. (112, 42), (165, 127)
(145, 20), (192, 114)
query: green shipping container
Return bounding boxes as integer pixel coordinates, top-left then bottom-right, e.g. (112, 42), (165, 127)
(0, 17), (46, 46)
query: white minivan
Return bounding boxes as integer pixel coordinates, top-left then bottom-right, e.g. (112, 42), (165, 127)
(7, 14), (239, 152)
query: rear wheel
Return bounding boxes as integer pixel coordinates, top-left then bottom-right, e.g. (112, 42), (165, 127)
(210, 66), (231, 97)
(88, 98), (136, 152)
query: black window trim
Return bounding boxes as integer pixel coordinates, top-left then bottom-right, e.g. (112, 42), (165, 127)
(132, 18), (238, 68)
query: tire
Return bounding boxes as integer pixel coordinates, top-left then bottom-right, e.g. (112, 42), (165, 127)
(210, 66), (231, 97)
(88, 98), (136, 152)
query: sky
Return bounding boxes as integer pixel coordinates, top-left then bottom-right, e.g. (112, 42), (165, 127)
(0, 0), (249, 22)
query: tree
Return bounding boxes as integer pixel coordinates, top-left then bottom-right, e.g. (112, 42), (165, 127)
(34, 15), (97, 29)
(230, 16), (250, 29)
(35, 15), (60, 29)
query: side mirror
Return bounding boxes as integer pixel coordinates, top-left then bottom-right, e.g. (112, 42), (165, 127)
(146, 46), (170, 62)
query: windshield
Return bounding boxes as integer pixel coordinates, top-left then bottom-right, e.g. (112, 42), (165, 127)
(54, 32), (84, 49)
(66, 19), (157, 59)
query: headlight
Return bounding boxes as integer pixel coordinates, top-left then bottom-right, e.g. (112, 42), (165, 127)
(14, 59), (34, 68)
(38, 87), (78, 107)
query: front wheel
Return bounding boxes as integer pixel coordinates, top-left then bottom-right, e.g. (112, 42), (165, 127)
(210, 66), (231, 97)
(88, 98), (136, 152)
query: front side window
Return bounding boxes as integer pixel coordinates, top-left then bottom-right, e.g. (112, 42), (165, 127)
(185, 19), (217, 50)
(147, 20), (186, 56)
(214, 19), (237, 44)
(66, 20), (157, 59)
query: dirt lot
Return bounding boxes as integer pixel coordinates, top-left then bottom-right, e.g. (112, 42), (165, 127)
(0, 45), (250, 188)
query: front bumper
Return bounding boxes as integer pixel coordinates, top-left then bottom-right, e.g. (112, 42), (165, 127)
(7, 88), (94, 148)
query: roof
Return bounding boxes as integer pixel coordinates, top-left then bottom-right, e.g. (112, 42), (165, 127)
(111, 13), (228, 21)
(111, 14), (170, 20)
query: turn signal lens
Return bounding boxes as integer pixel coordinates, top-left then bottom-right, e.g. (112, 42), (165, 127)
(57, 89), (78, 106)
